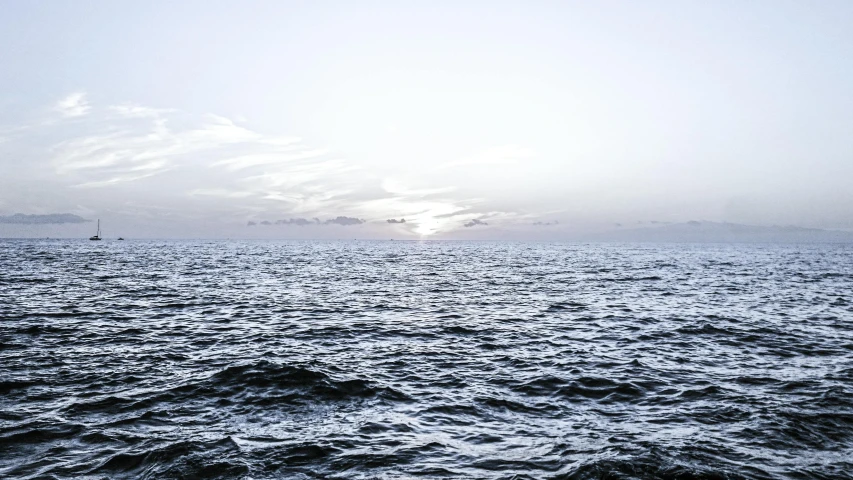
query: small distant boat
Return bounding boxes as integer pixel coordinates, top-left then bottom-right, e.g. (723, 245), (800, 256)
(118, 237), (124, 241)
(89, 219), (102, 241)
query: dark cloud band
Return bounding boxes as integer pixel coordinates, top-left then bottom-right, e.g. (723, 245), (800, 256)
(0, 213), (88, 225)
(464, 218), (487, 228)
(248, 216), (365, 227)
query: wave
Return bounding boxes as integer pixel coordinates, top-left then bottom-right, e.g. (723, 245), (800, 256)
(60, 360), (410, 419)
(93, 437), (247, 479)
(509, 375), (647, 403)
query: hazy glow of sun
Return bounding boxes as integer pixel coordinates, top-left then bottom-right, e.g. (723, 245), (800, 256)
(413, 216), (443, 236)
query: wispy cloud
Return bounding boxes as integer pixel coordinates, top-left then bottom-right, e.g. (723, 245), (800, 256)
(213, 148), (328, 171)
(108, 103), (175, 118)
(55, 92), (90, 118)
(1, 94), (523, 236)
(189, 189), (255, 198)
(381, 178), (455, 196)
(72, 171), (166, 189)
(48, 103), (326, 194)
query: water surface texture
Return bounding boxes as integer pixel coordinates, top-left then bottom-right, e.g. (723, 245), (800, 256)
(1, 240), (852, 479)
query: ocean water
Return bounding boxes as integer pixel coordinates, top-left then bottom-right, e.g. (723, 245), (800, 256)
(1, 240), (852, 479)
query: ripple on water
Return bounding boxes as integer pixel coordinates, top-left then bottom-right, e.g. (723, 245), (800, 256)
(1, 240), (852, 479)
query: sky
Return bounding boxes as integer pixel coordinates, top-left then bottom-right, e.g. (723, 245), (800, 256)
(1, 0), (852, 239)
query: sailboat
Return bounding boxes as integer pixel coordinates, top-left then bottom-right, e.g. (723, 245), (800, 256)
(89, 219), (102, 241)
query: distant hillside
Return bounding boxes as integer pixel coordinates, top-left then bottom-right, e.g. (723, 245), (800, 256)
(587, 221), (853, 243)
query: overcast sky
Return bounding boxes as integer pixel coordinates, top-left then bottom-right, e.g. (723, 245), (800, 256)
(1, 1), (852, 238)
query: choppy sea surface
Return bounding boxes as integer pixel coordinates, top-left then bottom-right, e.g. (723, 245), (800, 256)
(1, 240), (852, 479)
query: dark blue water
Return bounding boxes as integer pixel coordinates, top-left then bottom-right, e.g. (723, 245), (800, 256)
(1, 240), (852, 479)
